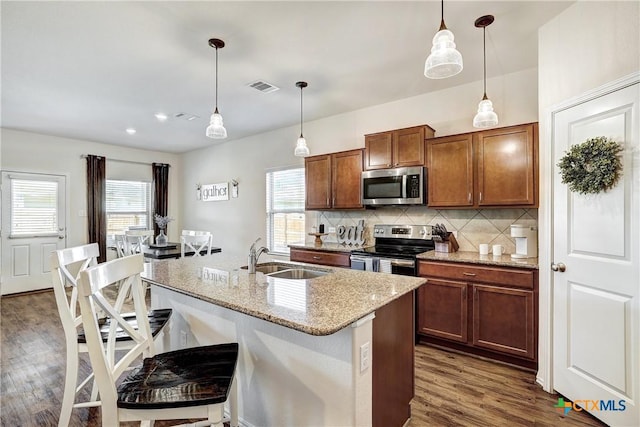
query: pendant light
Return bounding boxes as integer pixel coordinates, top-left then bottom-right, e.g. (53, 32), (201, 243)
(424, 0), (463, 79)
(294, 81), (310, 157)
(473, 15), (499, 128)
(206, 38), (227, 139)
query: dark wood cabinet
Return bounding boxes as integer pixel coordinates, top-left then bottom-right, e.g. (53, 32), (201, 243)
(426, 133), (474, 207)
(472, 284), (535, 360)
(289, 248), (351, 267)
(426, 123), (538, 208)
(304, 149), (363, 210)
(364, 125), (435, 170)
(305, 155), (332, 209)
(417, 278), (467, 342)
(364, 132), (393, 170)
(417, 260), (538, 369)
(332, 150), (363, 209)
(477, 124), (536, 206)
(372, 291), (414, 427)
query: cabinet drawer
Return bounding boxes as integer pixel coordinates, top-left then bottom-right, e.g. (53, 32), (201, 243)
(418, 261), (534, 289)
(290, 248), (351, 267)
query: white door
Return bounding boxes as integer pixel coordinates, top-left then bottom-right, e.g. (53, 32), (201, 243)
(552, 81), (639, 426)
(1, 172), (67, 295)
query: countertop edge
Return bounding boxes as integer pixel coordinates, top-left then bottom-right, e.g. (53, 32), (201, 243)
(416, 250), (539, 270)
(144, 272), (426, 336)
(288, 243), (371, 253)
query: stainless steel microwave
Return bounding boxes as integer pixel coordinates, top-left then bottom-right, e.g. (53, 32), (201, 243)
(361, 166), (425, 206)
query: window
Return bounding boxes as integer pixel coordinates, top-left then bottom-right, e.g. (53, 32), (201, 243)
(10, 178), (59, 237)
(106, 180), (151, 240)
(266, 168), (305, 255)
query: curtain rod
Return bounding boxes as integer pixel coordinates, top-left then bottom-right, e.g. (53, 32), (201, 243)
(80, 154), (170, 167)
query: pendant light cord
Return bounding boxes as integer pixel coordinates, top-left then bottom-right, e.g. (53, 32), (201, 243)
(439, 0), (446, 31)
(483, 26), (487, 99)
(214, 47), (219, 113)
(300, 86), (304, 137)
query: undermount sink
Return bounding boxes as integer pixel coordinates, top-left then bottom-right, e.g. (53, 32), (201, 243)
(266, 269), (329, 280)
(240, 263), (330, 279)
(251, 264), (292, 274)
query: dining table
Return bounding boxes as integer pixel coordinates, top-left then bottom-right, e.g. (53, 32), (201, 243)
(142, 242), (221, 260)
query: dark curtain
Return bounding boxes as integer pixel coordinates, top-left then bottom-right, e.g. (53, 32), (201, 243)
(152, 163), (170, 236)
(86, 155), (107, 262)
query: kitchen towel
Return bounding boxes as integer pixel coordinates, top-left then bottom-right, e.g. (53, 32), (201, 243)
(378, 259), (392, 273)
(364, 258), (373, 272)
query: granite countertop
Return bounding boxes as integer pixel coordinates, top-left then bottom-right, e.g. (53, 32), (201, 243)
(142, 254), (425, 336)
(288, 242), (372, 253)
(416, 250), (539, 270)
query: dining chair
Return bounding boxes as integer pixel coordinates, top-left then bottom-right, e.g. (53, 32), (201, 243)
(181, 230), (213, 257)
(125, 228), (154, 249)
(114, 234), (135, 258)
(77, 253), (239, 426)
(51, 244), (172, 427)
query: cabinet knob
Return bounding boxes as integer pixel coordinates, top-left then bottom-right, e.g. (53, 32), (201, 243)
(468, 192), (472, 203)
(462, 272), (476, 277)
(313, 256), (321, 260)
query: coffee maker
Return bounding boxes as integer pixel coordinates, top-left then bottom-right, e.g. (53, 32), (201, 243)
(510, 225), (537, 259)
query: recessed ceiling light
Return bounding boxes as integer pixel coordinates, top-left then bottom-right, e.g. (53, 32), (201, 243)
(125, 128), (137, 135)
(155, 113), (168, 121)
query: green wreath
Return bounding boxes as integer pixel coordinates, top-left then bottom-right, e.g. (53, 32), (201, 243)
(557, 136), (623, 195)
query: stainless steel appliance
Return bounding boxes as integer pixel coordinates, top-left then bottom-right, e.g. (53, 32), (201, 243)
(350, 224), (434, 276)
(361, 166), (425, 206)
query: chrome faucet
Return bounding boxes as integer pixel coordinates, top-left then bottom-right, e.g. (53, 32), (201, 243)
(248, 238), (269, 273)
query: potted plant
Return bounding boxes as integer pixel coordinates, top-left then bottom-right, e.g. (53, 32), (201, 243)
(153, 214), (174, 246)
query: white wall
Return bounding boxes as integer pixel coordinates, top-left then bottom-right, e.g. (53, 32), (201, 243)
(0, 128), (183, 247)
(537, 0), (640, 390)
(182, 68), (539, 258)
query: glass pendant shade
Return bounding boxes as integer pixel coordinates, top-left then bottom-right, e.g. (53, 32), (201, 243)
(206, 111), (227, 139)
(473, 97), (498, 128)
(424, 28), (463, 79)
(472, 15), (498, 129)
(294, 135), (310, 157)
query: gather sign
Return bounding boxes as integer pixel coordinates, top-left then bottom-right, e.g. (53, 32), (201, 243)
(200, 182), (229, 201)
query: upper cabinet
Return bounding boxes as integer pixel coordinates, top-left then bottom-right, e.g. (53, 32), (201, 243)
(476, 125), (536, 206)
(427, 133), (474, 207)
(364, 125), (435, 170)
(426, 123), (538, 209)
(305, 154), (332, 210)
(305, 149), (363, 210)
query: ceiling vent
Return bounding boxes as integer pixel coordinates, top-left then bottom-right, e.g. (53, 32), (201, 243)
(174, 112), (200, 121)
(248, 80), (280, 93)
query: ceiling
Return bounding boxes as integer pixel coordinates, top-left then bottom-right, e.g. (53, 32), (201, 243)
(1, 1), (573, 154)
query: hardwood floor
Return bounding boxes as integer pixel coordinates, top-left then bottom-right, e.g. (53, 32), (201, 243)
(2, 290), (606, 427)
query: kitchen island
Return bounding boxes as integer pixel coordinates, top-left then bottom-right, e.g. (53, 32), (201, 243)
(142, 255), (425, 427)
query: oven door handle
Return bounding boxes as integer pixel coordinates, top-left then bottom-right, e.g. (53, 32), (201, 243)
(389, 259), (415, 268)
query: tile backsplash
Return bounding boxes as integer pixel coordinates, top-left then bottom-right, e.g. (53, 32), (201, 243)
(307, 207), (538, 255)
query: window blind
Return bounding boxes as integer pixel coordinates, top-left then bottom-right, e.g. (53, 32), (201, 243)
(106, 180), (151, 237)
(266, 168), (305, 254)
(10, 179), (58, 236)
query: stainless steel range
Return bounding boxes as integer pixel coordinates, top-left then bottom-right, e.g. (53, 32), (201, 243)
(350, 224), (435, 276)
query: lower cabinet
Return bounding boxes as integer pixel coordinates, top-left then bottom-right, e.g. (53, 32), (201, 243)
(417, 260), (538, 369)
(289, 247), (351, 267)
(417, 278), (467, 343)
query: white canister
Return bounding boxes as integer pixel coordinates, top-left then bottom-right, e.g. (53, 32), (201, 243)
(479, 244), (489, 255)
